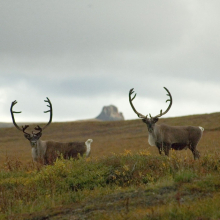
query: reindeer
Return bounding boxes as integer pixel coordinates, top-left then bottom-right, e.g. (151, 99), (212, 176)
(129, 87), (204, 159)
(10, 98), (93, 165)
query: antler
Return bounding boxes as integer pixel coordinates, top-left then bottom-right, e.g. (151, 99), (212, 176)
(22, 125), (30, 135)
(10, 100), (23, 131)
(42, 97), (53, 130)
(152, 87), (173, 118)
(11, 98), (52, 134)
(129, 87), (172, 119)
(129, 88), (147, 119)
(33, 125), (42, 135)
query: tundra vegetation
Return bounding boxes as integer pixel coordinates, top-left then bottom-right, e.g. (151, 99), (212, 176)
(0, 113), (220, 219)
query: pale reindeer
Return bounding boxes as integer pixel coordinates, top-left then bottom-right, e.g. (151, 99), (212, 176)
(129, 87), (204, 159)
(10, 98), (93, 165)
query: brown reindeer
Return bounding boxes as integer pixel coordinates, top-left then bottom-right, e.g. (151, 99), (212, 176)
(10, 98), (93, 165)
(129, 87), (204, 159)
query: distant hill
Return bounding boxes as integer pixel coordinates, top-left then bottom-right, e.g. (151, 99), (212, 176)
(0, 122), (13, 128)
(96, 105), (124, 121)
(0, 122), (45, 128)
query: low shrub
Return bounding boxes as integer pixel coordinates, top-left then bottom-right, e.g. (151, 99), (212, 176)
(0, 150), (220, 217)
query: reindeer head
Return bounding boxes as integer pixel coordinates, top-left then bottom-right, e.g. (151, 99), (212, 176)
(141, 118), (158, 132)
(129, 87), (172, 133)
(21, 125), (42, 147)
(10, 97), (52, 147)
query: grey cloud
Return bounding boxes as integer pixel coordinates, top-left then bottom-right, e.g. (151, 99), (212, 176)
(1, 1), (190, 55)
(0, 1), (220, 122)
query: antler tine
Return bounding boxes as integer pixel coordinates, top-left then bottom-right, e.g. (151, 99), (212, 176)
(33, 125), (42, 135)
(129, 88), (147, 119)
(10, 100), (23, 131)
(22, 125), (30, 135)
(153, 87), (173, 118)
(42, 97), (53, 130)
(163, 87), (173, 114)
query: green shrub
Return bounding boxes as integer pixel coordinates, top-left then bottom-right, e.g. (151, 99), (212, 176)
(1, 151), (220, 217)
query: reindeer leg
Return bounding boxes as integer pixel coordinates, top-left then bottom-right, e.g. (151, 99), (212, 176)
(158, 142), (171, 157)
(164, 148), (170, 156)
(43, 157), (49, 165)
(163, 143), (170, 157)
(156, 142), (162, 155)
(192, 149), (200, 160)
(189, 141), (200, 160)
(158, 147), (162, 155)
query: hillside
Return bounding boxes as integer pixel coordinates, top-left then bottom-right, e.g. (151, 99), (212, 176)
(0, 122), (13, 128)
(0, 112), (220, 164)
(1, 112), (220, 219)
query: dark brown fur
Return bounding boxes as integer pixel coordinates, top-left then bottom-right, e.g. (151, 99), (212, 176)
(44, 141), (88, 164)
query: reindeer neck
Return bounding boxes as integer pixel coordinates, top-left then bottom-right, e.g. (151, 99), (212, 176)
(31, 139), (47, 162)
(147, 124), (160, 147)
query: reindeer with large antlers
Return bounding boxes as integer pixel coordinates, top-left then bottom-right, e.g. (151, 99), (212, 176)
(10, 98), (93, 165)
(129, 87), (204, 159)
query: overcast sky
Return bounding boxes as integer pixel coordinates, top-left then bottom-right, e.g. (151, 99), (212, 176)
(1, 0), (220, 123)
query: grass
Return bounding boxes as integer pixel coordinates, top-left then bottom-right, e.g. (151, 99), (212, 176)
(1, 153), (220, 219)
(0, 112), (220, 219)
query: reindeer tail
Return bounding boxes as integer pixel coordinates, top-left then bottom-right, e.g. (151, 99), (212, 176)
(199, 126), (204, 132)
(85, 139), (93, 145)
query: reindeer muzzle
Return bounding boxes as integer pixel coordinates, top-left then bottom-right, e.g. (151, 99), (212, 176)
(30, 141), (37, 147)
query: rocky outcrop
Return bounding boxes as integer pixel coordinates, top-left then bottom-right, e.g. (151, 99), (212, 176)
(96, 105), (124, 121)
